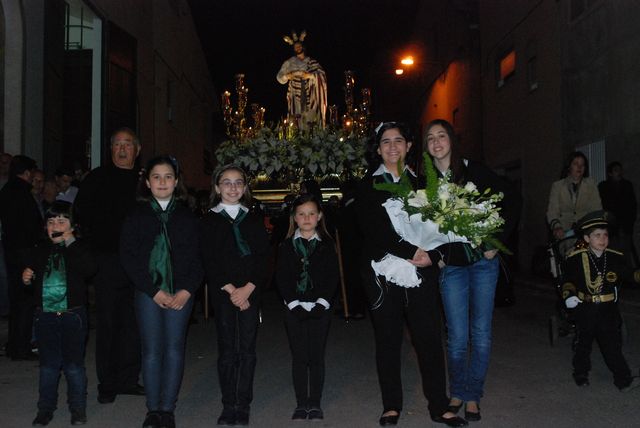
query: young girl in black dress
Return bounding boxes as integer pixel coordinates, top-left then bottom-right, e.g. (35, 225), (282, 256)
(120, 155), (203, 428)
(200, 165), (269, 426)
(276, 194), (339, 421)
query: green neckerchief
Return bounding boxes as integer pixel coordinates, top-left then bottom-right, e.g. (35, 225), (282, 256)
(219, 208), (251, 257)
(293, 236), (318, 294)
(42, 242), (68, 312)
(149, 197), (176, 293)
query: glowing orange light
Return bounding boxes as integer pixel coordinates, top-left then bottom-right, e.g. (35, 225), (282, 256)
(400, 56), (414, 65)
(395, 69), (404, 75)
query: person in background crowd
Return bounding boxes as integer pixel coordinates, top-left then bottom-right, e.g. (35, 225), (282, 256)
(23, 201), (97, 426)
(547, 151), (602, 255)
(0, 152), (12, 189)
(55, 166), (79, 204)
(42, 180), (58, 213)
(0, 152), (15, 318)
(31, 169), (46, 218)
(120, 156), (203, 428)
(598, 161), (638, 268)
(74, 127), (145, 404)
(200, 165), (269, 426)
(0, 155), (43, 360)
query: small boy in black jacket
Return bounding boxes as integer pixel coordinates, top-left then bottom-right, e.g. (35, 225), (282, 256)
(22, 201), (97, 426)
(562, 210), (640, 391)
(276, 194), (339, 421)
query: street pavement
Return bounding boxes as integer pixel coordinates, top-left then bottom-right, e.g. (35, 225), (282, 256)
(2, 275), (640, 428)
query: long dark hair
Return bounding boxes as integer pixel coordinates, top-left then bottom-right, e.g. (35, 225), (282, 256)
(560, 151), (589, 179)
(424, 119), (466, 184)
(137, 155), (186, 201)
(209, 164), (253, 208)
(365, 121), (415, 171)
(285, 193), (333, 242)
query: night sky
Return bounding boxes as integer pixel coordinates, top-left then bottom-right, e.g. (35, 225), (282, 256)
(188, 0), (422, 128)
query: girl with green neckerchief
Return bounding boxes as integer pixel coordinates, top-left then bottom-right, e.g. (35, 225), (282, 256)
(120, 156), (203, 428)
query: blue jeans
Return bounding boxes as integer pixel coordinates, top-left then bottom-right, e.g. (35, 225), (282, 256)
(34, 307), (88, 412)
(135, 291), (193, 412)
(440, 257), (499, 402)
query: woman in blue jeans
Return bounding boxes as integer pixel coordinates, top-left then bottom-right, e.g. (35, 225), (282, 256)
(120, 156), (203, 428)
(425, 119), (520, 421)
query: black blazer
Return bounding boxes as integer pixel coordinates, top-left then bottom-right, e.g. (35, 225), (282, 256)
(24, 239), (97, 309)
(276, 237), (339, 306)
(120, 201), (203, 298)
(200, 210), (270, 304)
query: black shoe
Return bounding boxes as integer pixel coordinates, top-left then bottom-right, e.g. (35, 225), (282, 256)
(32, 411), (53, 426)
(217, 409), (236, 426)
(379, 411), (400, 426)
(291, 407), (308, 420)
(432, 415), (469, 427)
(447, 401), (463, 414)
(573, 373), (589, 387)
(464, 406), (481, 422)
(160, 411), (175, 428)
(308, 407), (323, 420)
(620, 377), (640, 392)
(235, 410), (249, 425)
(71, 409), (87, 425)
(97, 392), (116, 404)
(119, 383), (145, 395)
(142, 411), (162, 428)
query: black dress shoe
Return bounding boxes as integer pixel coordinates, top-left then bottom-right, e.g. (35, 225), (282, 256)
(291, 407), (308, 420)
(573, 373), (589, 387)
(464, 408), (481, 422)
(235, 410), (249, 425)
(379, 412), (400, 426)
(308, 407), (324, 420)
(97, 392), (116, 404)
(70, 409), (87, 425)
(32, 411), (54, 426)
(432, 415), (469, 427)
(447, 402), (463, 414)
(119, 383), (146, 395)
(160, 411), (175, 428)
(142, 411), (162, 428)
(217, 408), (236, 426)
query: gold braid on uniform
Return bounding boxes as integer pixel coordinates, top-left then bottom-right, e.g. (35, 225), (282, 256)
(582, 251), (605, 295)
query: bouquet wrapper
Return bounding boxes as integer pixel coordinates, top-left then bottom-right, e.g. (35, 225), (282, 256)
(371, 254), (422, 288)
(382, 198), (469, 250)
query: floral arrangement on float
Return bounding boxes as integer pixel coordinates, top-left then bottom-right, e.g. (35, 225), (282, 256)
(375, 153), (509, 253)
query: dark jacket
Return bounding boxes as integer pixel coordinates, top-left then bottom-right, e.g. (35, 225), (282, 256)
(120, 200), (203, 298)
(200, 210), (270, 304)
(74, 164), (139, 253)
(276, 236), (339, 306)
(24, 239), (97, 309)
(0, 176), (43, 264)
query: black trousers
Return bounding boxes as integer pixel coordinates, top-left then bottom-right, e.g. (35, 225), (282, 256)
(214, 298), (259, 412)
(94, 252), (141, 394)
(366, 271), (449, 417)
(7, 261), (35, 358)
(285, 309), (331, 408)
(573, 302), (631, 388)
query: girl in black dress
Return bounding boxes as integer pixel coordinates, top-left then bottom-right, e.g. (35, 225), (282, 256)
(275, 194), (339, 421)
(200, 165), (269, 426)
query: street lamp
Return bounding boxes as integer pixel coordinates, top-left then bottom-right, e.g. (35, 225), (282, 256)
(395, 69), (404, 75)
(400, 56), (414, 66)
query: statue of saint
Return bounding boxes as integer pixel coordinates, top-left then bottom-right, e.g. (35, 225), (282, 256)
(277, 31), (327, 128)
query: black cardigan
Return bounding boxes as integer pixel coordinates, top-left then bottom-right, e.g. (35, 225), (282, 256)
(200, 210), (270, 304)
(275, 237), (339, 306)
(24, 239), (98, 309)
(120, 201), (203, 298)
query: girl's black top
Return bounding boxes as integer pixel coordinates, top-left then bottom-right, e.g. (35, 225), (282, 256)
(120, 200), (203, 298)
(200, 209), (270, 304)
(276, 236), (339, 306)
(24, 239), (98, 309)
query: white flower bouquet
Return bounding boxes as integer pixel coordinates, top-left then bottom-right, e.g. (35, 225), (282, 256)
(375, 153), (509, 253)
